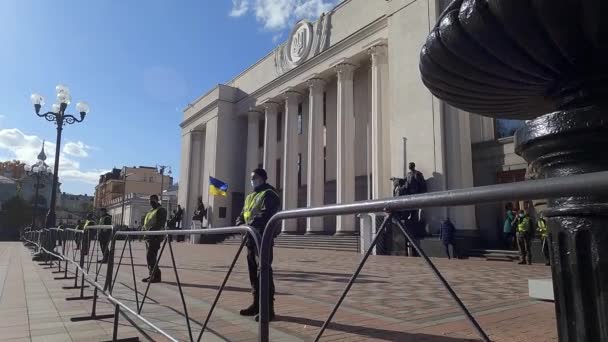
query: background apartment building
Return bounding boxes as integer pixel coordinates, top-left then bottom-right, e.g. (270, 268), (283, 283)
(94, 166), (173, 209)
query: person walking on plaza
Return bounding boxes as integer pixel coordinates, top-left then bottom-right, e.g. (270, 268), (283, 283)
(537, 214), (550, 266)
(236, 168), (280, 322)
(503, 203), (516, 249)
(440, 217), (458, 259)
(515, 210), (532, 265)
(97, 208), (112, 263)
(175, 205), (184, 229)
(142, 194), (167, 283)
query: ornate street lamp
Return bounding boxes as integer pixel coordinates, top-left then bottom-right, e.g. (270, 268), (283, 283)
(27, 155), (49, 229)
(30, 85), (90, 228)
(420, 2), (608, 340)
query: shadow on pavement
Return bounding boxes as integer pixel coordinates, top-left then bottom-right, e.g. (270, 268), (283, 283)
(276, 315), (480, 342)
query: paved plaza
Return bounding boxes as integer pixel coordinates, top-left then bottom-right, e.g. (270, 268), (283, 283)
(0, 241), (556, 341)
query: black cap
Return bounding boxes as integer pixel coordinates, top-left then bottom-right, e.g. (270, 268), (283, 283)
(252, 168), (268, 181)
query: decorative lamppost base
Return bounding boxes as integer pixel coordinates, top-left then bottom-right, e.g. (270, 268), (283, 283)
(515, 106), (608, 342)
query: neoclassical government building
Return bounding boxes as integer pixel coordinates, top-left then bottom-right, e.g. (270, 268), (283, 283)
(179, 0), (527, 246)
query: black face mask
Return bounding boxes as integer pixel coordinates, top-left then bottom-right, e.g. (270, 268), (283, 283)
(150, 201), (158, 207)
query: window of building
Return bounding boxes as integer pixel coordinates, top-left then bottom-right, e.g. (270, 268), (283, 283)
(323, 92), (327, 127)
(276, 158), (281, 189)
(277, 112), (282, 142)
(297, 153), (302, 187)
(297, 103), (303, 135)
(258, 119), (265, 148)
(495, 119), (525, 139)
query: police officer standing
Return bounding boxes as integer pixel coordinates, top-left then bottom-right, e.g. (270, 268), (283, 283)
(537, 215), (550, 266)
(98, 208), (112, 263)
(82, 213), (96, 255)
(236, 168), (280, 322)
(515, 210), (532, 265)
(142, 194), (167, 283)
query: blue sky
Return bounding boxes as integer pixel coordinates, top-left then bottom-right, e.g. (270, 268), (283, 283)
(0, 0), (337, 195)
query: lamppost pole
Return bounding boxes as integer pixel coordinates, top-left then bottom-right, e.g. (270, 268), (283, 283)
(120, 170), (135, 227)
(121, 170), (127, 226)
(29, 143), (49, 230)
(32, 172), (41, 229)
(157, 165), (171, 210)
(46, 122), (63, 228)
(30, 85), (90, 229)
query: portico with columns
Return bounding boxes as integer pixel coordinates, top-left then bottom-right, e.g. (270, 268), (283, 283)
(180, 0), (489, 244)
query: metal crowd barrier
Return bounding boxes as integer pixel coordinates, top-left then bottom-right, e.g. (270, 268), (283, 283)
(103, 226), (260, 342)
(257, 171), (608, 342)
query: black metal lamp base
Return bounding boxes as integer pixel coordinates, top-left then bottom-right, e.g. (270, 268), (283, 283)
(515, 106), (608, 342)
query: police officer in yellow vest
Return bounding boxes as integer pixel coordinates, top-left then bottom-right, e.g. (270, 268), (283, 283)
(82, 213), (96, 255)
(142, 194), (167, 283)
(97, 208), (113, 264)
(515, 210), (532, 265)
(236, 168), (280, 321)
(537, 215), (550, 266)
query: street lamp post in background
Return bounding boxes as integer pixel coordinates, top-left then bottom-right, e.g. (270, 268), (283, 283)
(157, 165), (171, 210)
(30, 85), (90, 228)
(120, 170), (135, 226)
(28, 160), (48, 229)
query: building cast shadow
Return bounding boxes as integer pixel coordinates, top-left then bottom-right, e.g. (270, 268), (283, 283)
(276, 315), (481, 342)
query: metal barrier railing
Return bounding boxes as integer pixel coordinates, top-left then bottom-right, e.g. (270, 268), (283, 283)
(20, 171), (608, 341)
(103, 226), (260, 342)
(258, 170), (608, 342)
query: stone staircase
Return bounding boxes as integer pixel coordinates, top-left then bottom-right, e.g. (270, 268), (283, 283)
(221, 234), (360, 252)
(467, 248), (520, 262)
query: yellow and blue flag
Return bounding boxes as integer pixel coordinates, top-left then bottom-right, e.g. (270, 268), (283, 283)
(209, 176), (228, 197)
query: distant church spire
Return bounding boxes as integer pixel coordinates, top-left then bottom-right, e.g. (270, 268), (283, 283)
(37, 140), (47, 162)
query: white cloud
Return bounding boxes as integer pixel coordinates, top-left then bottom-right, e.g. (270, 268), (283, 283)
(0, 114), (5, 119)
(230, 0), (249, 17)
(0, 128), (107, 185)
(272, 32), (283, 43)
(230, 0), (337, 30)
(63, 141), (91, 157)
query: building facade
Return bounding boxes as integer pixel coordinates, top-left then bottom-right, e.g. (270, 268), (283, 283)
(106, 192), (178, 229)
(179, 0), (528, 247)
(94, 166), (173, 209)
(56, 193), (94, 226)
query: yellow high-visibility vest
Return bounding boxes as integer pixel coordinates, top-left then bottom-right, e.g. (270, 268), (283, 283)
(143, 207), (160, 231)
(537, 218), (548, 238)
(517, 217), (530, 233)
(243, 189), (277, 224)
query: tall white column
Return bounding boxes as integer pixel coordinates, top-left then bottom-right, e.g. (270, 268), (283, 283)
(245, 111), (261, 191)
(335, 62), (357, 235)
(263, 101), (280, 187)
(282, 90), (301, 234)
(306, 76), (326, 234)
(369, 43), (391, 199)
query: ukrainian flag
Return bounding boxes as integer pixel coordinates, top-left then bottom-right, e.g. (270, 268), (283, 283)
(209, 176), (228, 197)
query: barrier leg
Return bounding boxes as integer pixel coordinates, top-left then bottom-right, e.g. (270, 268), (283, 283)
(128, 238), (140, 309)
(167, 237), (194, 342)
(111, 238), (128, 291)
(138, 237), (168, 314)
(392, 219), (490, 342)
(313, 215), (392, 342)
(197, 237), (246, 342)
(64, 242), (91, 296)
